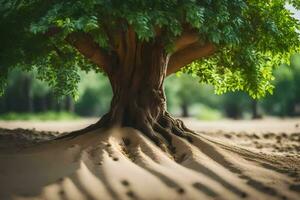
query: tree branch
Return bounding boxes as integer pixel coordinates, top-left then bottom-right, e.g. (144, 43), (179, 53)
(173, 31), (199, 51)
(167, 42), (215, 75)
(66, 33), (111, 73)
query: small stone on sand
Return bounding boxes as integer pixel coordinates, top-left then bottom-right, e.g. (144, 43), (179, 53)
(177, 188), (185, 194)
(121, 180), (129, 186)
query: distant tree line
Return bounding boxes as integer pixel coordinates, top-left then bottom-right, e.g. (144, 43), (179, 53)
(0, 69), (112, 117)
(262, 53), (300, 117)
(0, 70), (74, 114)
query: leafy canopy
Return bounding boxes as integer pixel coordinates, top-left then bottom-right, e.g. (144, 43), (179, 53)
(0, 0), (299, 98)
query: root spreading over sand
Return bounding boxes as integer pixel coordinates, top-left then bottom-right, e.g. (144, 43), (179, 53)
(0, 127), (299, 200)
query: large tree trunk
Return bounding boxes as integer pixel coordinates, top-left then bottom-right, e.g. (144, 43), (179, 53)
(22, 75), (33, 113)
(65, 95), (74, 113)
(105, 37), (167, 129)
(181, 103), (189, 117)
(59, 29), (194, 152)
(251, 100), (262, 119)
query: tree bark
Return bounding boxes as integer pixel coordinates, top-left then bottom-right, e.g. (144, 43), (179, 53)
(59, 29), (196, 152)
(65, 95), (74, 113)
(251, 100), (262, 119)
(181, 103), (189, 118)
(18, 74), (33, 113)
(96, 34), (192, 151)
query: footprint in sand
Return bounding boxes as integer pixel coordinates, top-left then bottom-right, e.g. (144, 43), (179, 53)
(106, 143), (112, 147)
(113, 157), (119, 161)
(121, 180), (130, 186)
(126, 190), (136, 198)
(121, 180), (135, 198)
(176, 187), (185, 194)
(123, 138), (131, 146)
(59, 189), (65, 196)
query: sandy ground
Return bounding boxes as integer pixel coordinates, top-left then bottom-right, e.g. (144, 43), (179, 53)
(0, 118), (299, 200)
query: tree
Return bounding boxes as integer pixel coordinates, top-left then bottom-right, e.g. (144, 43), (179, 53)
(262, 53), (300, 116)
(221, 91), (249, 119)
(165, 74), (220, 117)
(75, 72), (112, 116)
(0, 69), (77, 113)
(0, 69), (34, 113)
(165, 74), (202, 117)
(251, 99), (262, 119)
(0, 0), (299, 150)
(290, 53), (300, 115)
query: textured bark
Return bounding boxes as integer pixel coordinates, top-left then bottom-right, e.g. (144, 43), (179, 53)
(21, 75), (33, 113)
(181, 103), (189, 117)
(251, 100), (262, 119)
(94, 29), (194, 151)
(65, 95), (74, 113)
(106, 30), (167, 124)
(59, 28), (196, 152)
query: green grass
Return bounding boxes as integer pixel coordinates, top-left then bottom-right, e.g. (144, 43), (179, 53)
(194, 104), (223, 121)
(0, 112), (80, 121)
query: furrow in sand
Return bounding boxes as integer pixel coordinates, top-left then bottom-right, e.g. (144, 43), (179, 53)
(41, 184), (64, 200)
(69, 160), (114, 200)
(171, 134), (261, 199)
(58, 176), (87, 200)
(121, 128), (241, 200)
(97, 134), (177, 200)
(188, 133), (300, 200)
(81, 143), (122, 200)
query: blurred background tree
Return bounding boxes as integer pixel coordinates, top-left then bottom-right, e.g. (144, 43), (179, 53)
(262, 53), (300, 116)
(75, 72), (112, 116)
(165, 74), (222, 119)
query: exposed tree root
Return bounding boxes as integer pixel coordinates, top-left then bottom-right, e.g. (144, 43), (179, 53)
(56, 111), (196, 157)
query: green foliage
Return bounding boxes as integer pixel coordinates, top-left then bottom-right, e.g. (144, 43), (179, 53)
(0, 0), (299, 98)
(291, 53), (300, 99)
(262, 53), (300, 116)
(32, 50), (85, 98)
